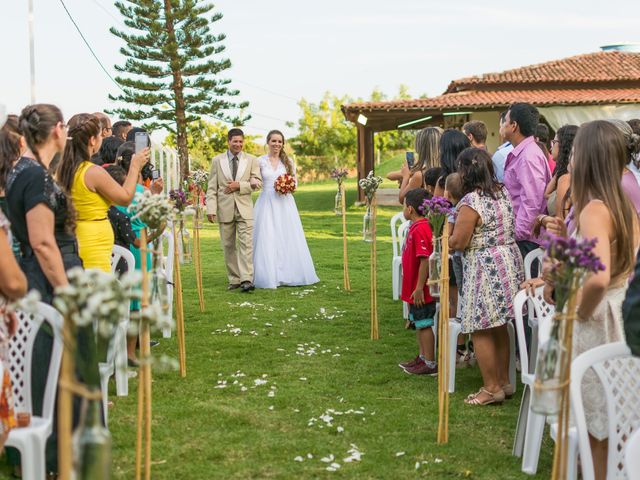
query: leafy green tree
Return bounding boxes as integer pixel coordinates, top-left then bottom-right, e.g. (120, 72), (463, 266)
(165, 119), (263, 170)
(109, 0), (248, 180)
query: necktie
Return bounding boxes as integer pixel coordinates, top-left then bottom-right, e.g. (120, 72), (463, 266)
(232, 155), (238, 180)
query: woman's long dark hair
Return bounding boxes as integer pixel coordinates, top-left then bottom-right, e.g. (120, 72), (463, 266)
(0, 115), (22, 191)
(553, 124), (578, 179)
(457, 147), (500, 199)
(18, 104), (63, 168)
(57, 113), (101, 193)
(438, 129), (470, 187)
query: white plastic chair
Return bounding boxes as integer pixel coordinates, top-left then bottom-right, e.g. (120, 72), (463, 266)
(625, 428), (640, 479)
(160, 227), (175, 338)
(110, 245), (135, 396)
(524, 248), (544, 280)
(571, 342), (640, 480)
(391, 212), (408, 300)
(5, 303), (64, 480)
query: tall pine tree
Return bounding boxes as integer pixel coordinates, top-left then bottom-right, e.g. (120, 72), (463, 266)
(109, 0), (248, 179)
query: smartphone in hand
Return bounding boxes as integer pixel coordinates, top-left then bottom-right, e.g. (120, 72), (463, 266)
(135, 132), (150, 153)
(151, 169), (160, 180)
(405, 151), (415, 168)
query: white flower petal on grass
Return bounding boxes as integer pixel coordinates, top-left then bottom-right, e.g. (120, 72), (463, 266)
(299, 377), (307, 381)
(336, 426), (344, 433)
(268, 405), (274, 411)
(395, 452), (406, 457)
(415, 462), (421, 470)
(294, 456), (304, 462)
(240, 386), (248, 392)
(434, 458), (443, 463)
(254, 379), (268, 386)
(306, 453), (313, 459)
(267, 390), (275, 398)
(320, 454), (335, 463)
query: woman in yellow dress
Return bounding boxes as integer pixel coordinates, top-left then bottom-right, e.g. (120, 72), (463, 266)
(56, 113), (148, 272)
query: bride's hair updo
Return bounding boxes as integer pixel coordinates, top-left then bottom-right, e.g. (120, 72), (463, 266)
(267, 130), (294, 175)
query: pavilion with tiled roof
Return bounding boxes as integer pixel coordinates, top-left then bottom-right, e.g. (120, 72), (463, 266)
(342, 49), (640, 199)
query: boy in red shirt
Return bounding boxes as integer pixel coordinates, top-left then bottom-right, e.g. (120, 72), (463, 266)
(399, 188), (438, 375)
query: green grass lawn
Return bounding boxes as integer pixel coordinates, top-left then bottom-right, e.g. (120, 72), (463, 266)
(2, 180), (553, 479)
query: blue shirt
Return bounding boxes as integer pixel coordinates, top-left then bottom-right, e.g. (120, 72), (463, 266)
(492, 141), (513, 182)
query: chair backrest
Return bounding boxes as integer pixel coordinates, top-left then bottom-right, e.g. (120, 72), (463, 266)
(10, 302), (64, 420)
(390, 212), (405, 258)
(626, 428), (640, 479)
(398, 220), (410, 249)
(524, 248), (544, 280)
(513, 290), (532, 378)
(570, 342), (640, 480)
(529, 286), (556, 345)
(162, 225), (175, 281)
(110, 245), (135, 276)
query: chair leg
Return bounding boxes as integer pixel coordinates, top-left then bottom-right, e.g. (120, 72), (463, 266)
(115, 325), (129, 397)
(448, 320), (461, 393)
(392, 265), (399, 300)
(101, 372), (109, 427)
(513, 385), (530, 457)
(566, 428), (579, 480)
(521, 409), (546, 474)
(507, 322), (517, 392)
(17, 437), (45, 480)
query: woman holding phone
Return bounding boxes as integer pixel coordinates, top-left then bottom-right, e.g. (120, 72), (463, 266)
(398, 127), (443, 203)
(56, 113), (148, 272)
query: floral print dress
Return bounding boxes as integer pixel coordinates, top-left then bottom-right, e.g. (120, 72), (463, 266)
(458, 187), (524, 334)
(0, 211), (17, 439)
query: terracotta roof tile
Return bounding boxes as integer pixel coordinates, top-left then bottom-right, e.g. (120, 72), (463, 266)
(343, 88), (640, 113)
(447, 51), (640, 91)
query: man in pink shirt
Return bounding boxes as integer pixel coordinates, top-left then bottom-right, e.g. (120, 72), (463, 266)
(502, 103), (551, 262)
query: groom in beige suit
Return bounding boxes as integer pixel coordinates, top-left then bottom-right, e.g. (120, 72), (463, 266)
(206, 128), (262, 292)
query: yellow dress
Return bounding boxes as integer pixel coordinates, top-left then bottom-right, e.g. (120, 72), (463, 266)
(72, 161), (114, 272)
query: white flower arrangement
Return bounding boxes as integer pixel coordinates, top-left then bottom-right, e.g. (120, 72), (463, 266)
(128, 190), (175, 230)
(358, 170), (383, 203)
(189, 169), (209, 192)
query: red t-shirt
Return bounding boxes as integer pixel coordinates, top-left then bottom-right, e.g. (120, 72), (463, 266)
(401, 218), (435, 304)
(547, 153), (556, 175)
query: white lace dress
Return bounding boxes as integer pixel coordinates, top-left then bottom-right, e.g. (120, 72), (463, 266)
(252, 156), (319, 289)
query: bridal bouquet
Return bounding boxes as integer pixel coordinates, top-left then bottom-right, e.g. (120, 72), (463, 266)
(420, 196), (455, 296)
(274, 173), (296, 195)
(531, 235), (605, 415)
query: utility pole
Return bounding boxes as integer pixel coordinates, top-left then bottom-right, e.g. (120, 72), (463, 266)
(28, 0), (36, 103)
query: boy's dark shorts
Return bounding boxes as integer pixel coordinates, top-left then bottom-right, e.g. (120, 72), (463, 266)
(408, 302), (437, 330)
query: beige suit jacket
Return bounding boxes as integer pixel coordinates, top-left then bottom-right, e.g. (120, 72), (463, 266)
(206, 151), (262, 222)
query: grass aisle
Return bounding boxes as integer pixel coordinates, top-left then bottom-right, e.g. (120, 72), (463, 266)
(104, 180), (552, 479)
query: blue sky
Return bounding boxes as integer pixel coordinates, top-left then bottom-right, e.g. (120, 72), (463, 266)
(1, 0), (637, 141)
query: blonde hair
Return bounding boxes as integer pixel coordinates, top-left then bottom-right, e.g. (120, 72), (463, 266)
(413, 127), (443, 173)
(267, 130), (294, 175)
(445, 172), (463, 203)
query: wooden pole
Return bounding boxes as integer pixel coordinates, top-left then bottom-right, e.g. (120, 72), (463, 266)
(172, 223), (187, 377)
(135, 229), (153, 480)
(370, 196), (379, 340)
(192, 203), (205, 312)
(341, 182), (351, 291)
(437, 229), (450, 444)
(57, 320), (76, 480)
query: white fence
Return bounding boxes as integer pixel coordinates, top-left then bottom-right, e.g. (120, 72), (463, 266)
(151, 146), (180, 193)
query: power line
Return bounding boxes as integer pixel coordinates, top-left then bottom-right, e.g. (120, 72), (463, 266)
(57, 0), (123, 92)
(232, 79), (300, 103)
(89, 0), (121, 23)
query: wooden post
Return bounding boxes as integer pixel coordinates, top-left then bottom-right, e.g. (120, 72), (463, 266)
(341, 182), (351, 291)
(135, 229), (153, 480)
(370, 196), (379, 340)
(57, 320), (76, 480)
(356, 125), (375, 203)
(172, 223), (187, 377)
(437, 229), (450, 444)
(192, 204), (205, 312)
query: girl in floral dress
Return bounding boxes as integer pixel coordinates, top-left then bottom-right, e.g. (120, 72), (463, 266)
(450, 148), (524, 406)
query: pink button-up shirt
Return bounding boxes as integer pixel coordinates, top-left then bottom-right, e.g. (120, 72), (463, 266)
(503, 136), (551, 242)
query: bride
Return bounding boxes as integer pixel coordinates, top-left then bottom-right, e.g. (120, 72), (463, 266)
(253, 130), (319, 289)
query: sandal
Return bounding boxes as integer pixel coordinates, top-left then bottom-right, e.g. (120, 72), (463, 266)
(464, 387), (505, 406)
(502, 384), (515, 399)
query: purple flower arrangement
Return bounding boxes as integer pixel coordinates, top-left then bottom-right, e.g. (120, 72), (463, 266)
(169, 189), (188, 212)
(541, 235), (605, 311)
(420, 196), (455, 237)
(330, 168), (349, 184)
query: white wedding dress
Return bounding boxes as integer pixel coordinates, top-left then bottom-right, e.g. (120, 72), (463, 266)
(253, 155), (319, 289)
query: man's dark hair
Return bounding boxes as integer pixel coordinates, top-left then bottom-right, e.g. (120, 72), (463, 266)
(628, 119), (640, 136)
(104, 164), (127, 185)
(227, 128), (244, 141)
(424, 167), (442, 188)
(499, 110), (508, 122)
(126, 127), (149, 143)
(507, 103), (539, 137)
(463, 120), (487, 144)
(404, 188), (430, 214)
(535, 123), (550, 145)
(99, 136), (124, 166)
(112, 120), (132, 139)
